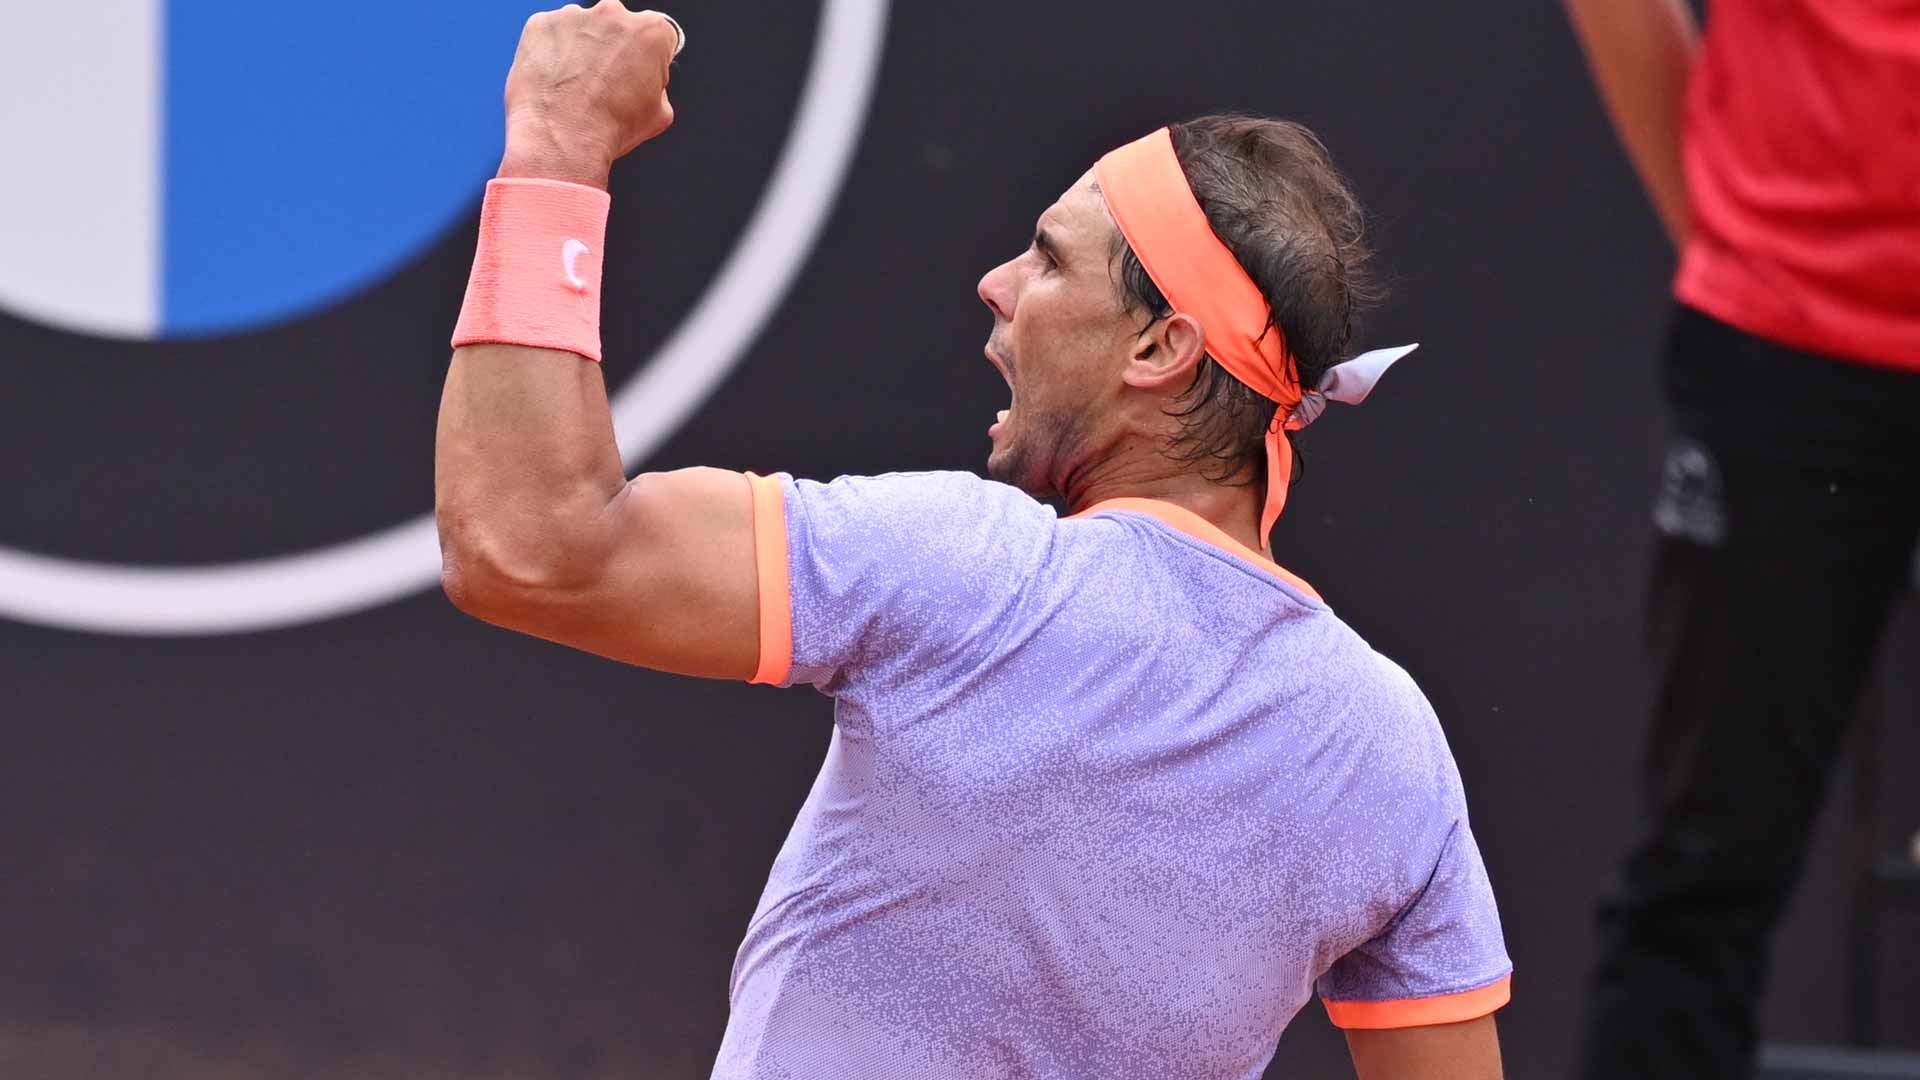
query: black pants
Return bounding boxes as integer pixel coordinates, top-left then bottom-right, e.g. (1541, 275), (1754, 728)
(1579, 306), (1920, 1079)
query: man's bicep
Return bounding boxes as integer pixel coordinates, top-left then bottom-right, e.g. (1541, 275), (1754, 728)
(1346, 1014), (1502, 1080)
(508, 466), (767, 679)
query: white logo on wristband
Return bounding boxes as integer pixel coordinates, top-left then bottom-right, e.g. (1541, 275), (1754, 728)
(562, 238), (590, 292)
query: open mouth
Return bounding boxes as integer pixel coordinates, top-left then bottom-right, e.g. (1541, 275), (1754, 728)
(985, 346), (1014, 438)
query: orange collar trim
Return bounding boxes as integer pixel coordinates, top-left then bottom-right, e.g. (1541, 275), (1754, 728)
(1071, 497), (1322, 603)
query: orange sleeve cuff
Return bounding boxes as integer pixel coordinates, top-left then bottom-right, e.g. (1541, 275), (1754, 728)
(745, 472), (793, 686)
(1322, 974), (1511, 1030)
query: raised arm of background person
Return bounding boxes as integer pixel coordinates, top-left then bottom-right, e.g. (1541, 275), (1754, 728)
(435, 4), (761, 679)
(1562, 0), (1700, 249)
(1346, 1015), (1503, 1080)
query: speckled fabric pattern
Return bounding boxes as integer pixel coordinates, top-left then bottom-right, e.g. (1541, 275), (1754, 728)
(713, 471), (1510, 1079)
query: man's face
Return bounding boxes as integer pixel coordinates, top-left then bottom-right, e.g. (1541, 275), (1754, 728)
(977, 171), (1141, 498)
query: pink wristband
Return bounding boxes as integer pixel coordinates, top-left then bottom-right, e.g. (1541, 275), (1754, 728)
(451, 178), (612, 362)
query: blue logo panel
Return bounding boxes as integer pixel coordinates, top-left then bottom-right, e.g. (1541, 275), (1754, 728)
(164, 1), (532, 337)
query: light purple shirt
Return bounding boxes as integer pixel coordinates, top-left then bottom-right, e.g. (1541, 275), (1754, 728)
(717, 471), (1510, 1079)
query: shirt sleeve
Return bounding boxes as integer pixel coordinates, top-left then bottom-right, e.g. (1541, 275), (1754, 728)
(743, 470), (1056, 695)
(1315, 816), (1513, 1029)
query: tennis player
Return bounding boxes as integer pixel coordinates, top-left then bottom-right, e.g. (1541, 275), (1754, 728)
(434, 5), (1511, 1077)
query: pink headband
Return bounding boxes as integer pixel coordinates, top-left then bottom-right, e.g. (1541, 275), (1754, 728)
(1095, 126), (1304, 539)
(1096, 129), (1416, 540)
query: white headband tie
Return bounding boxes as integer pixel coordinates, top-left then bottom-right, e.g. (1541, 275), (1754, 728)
(1284, 343), (1418, 430)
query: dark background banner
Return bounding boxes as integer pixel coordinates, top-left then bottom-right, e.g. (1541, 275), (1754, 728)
(2, 2), (1914, 1076)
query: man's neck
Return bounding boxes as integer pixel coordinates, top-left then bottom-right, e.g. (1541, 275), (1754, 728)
(1063, 447), (1269, 558)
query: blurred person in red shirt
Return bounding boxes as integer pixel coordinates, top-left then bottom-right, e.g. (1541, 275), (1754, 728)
(1564, 1), (1920, 1076)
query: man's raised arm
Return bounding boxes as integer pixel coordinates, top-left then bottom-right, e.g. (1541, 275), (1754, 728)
(434, 4), (762, 679)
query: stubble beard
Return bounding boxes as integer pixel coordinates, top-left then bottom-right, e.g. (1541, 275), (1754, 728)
(986, 405), (1087, 500)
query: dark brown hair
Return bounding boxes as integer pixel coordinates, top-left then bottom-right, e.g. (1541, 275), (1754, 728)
(1109, 114), (1380, 486)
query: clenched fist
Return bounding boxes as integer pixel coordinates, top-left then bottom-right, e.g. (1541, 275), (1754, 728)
(498, 3), (683, 190)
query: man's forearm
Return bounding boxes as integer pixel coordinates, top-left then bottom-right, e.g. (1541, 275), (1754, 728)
(434, 330), (627, 603)
(435, 3), (685, 626)
(1563, 0), (1699, 249)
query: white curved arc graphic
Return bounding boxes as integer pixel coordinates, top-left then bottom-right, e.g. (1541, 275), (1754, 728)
(0, 0), (889, 636)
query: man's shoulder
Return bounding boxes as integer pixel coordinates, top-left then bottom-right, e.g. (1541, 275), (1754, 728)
(789, 470), (1055, 529)
(801, 468), (1028, 498)
(1326, 641), (1466, 799)
(1298, 623), (1448, 744)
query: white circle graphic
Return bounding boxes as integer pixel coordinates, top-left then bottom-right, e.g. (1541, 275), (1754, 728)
(0, 0), (890, 636)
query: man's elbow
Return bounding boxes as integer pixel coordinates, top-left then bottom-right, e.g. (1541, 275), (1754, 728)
(435, 510), (607, 627)
(438, 545), (497, 622)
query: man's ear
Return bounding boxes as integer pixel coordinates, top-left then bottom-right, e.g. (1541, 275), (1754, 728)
(1122, 311), (1208, 392)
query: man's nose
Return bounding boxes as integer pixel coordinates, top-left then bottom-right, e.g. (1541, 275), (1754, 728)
(977, 258), (1017, 323)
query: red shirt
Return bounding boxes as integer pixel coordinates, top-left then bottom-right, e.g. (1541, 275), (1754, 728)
(1676, 0), (1920, 371)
